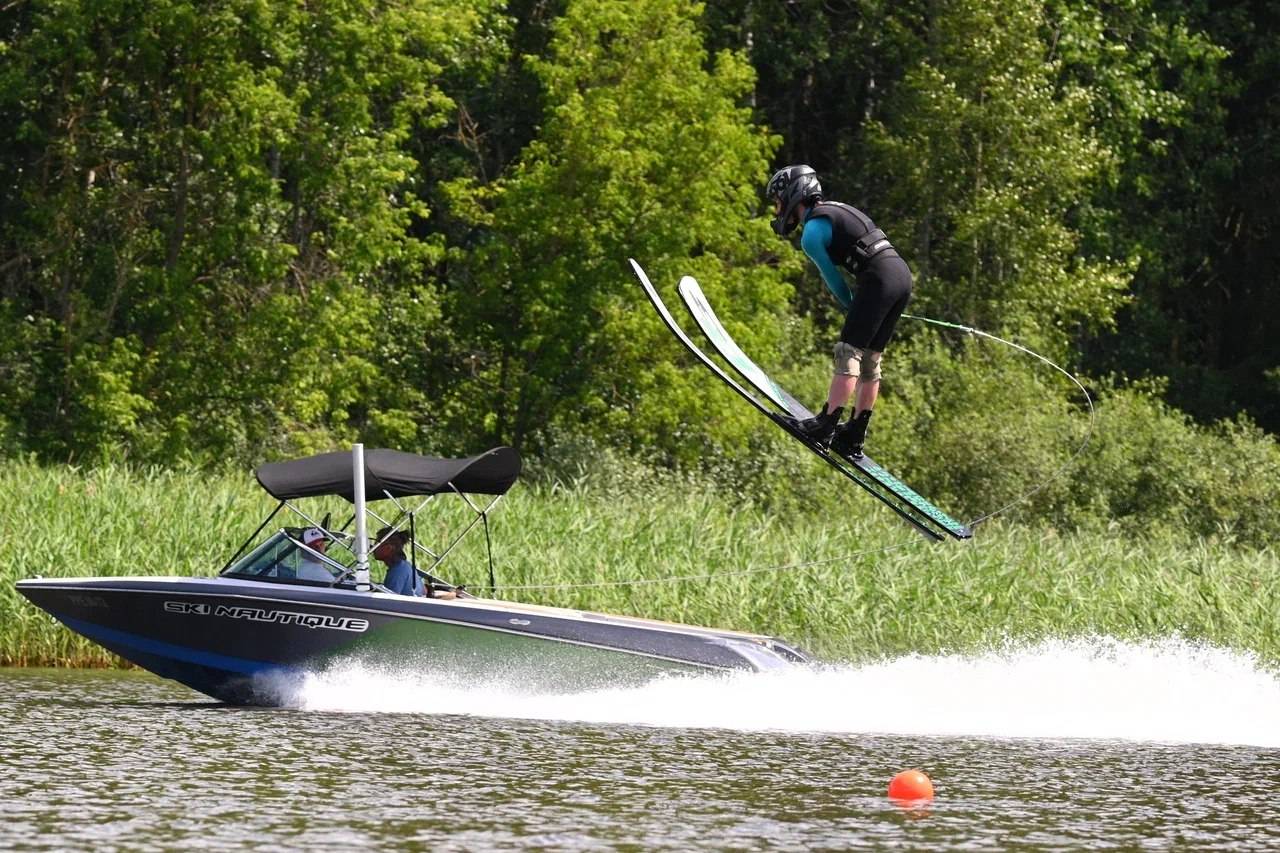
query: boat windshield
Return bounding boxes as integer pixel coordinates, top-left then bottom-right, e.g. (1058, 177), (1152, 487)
(220, 531), (351, 585)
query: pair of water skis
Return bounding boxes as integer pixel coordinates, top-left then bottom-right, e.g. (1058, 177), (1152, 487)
(631, 259), (972, 543)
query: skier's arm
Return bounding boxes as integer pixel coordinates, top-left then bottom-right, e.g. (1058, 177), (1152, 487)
(800, 216), (852, 310)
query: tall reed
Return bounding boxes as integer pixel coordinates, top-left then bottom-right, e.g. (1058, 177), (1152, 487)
(3, 460), (1276, 667)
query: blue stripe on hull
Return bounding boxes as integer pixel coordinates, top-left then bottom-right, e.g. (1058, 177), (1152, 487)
(60, 615), (298, 704)
(61, 615), (270, 674)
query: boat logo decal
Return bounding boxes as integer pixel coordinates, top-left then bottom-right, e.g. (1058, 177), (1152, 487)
(164, 601), (370, 632)
(166, 602), (213, 615)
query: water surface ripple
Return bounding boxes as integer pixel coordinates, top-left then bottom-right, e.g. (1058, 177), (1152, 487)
(4, 654), (1279, 850)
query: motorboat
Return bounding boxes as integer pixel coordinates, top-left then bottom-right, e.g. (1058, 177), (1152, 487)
(17, 445), (809, 705)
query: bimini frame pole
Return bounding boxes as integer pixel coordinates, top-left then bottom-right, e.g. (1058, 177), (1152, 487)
(353, 443), (371, 591)
(218, 500), (286, 575)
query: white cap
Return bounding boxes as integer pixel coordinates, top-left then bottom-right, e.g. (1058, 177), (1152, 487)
(301, 527), (326, 545)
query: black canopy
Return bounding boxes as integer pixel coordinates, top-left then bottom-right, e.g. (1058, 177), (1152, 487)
(255, 447), (522, 501)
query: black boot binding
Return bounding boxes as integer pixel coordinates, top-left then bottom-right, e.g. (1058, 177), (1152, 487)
(832, 409), (872, 458)
(785, 403), (843, 448)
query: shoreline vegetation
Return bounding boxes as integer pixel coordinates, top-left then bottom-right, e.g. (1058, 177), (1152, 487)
(4, 0), (1278, 680)
(5, 460), (1277, 670)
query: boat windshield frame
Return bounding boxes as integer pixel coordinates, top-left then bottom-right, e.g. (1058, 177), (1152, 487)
(219, 530), (359, 588)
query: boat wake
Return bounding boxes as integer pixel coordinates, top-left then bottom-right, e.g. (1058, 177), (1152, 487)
(291, 635), (1280, 747)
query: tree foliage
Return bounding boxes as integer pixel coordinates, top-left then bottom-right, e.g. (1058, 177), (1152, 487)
(862, 0), (1134, 351)
(0, 0), (1276, 536)
(0, 0), (499, 462)
(1061, 0), (1280, 429)
(435, 0), (792, 462)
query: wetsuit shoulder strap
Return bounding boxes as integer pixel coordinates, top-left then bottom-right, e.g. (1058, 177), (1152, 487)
(814, 202), (896, 270)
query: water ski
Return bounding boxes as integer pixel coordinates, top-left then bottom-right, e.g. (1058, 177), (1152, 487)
(631, 259), (971, 542)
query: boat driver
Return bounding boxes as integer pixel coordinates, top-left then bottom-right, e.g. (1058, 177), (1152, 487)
(373, 527), (457, 599)
(296, 527), (336, 582)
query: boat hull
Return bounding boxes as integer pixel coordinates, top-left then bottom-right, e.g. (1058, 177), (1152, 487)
(17, 577), (809, 705)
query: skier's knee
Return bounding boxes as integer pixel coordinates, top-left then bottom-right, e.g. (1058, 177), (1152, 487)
(833, 341), (861, 376)
(860, 350), (882, 382)
(834, 343), (881, 381)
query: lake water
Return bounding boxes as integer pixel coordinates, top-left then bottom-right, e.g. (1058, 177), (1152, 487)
(4, 636), (1280, 850)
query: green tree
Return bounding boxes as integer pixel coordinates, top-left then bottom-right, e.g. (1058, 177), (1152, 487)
(441, 0), (796, 463)
(1064, 0), (1278, 432)
(862, 0), (1132, 351)
(0, 0), (498, 463)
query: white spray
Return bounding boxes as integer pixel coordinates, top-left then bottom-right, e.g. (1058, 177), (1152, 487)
(293, 635), (1280, 748)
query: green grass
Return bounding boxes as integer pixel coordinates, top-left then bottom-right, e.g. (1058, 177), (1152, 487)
(3, 459), (1278, 667)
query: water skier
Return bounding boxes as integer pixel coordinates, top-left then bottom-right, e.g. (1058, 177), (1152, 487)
(765, 164), (912, 457)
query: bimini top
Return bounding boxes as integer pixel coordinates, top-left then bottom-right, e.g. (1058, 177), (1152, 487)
(255, 447), (522, 501)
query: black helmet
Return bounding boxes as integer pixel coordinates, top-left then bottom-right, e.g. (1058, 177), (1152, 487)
(766, 165), (822, 235)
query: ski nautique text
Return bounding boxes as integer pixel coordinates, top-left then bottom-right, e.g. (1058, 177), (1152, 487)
(164, 600), (370, 632)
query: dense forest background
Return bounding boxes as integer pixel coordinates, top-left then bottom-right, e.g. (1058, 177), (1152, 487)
(2, 0), (1277, 541)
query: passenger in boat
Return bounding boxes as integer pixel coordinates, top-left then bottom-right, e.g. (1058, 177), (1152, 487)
(296, 527), (336, 582)
(372, 527), (457, 599)
(765, 164), (912, 458)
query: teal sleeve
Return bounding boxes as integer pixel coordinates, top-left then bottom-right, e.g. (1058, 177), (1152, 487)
(800, 216), (852, 310)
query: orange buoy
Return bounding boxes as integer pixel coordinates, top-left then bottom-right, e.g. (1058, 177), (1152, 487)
(887, 769), (935, 801)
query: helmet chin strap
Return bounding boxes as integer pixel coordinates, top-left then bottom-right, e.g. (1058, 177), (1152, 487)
(771, 202), (808, 236)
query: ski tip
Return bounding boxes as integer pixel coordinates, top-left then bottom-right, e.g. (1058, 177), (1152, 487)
(629, 258), (656, 290)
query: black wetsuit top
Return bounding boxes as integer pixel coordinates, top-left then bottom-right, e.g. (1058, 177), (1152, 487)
(802, 202), (913, 351)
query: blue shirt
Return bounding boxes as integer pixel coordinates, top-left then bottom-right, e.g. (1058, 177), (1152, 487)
(383, 558), (425, 597)
(799, 213), (853, 310)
